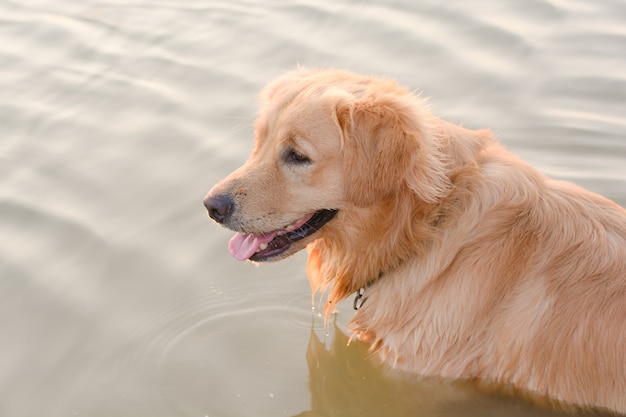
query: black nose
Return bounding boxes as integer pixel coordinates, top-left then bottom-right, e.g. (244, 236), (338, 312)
(204, 195), (234, 224)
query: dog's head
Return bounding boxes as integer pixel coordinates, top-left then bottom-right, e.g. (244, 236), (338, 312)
(204, 68), (451, 284)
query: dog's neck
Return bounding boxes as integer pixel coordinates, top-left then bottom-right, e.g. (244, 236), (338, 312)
(308, 170), (485, 321)
(307, 195), (440, 320)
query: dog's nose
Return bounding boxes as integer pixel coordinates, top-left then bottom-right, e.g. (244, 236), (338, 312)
(204, 195), (234, 224)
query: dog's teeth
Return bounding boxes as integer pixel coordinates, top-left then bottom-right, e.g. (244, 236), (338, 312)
(259, 243), (268, 250)
(277, 231), (284, 236)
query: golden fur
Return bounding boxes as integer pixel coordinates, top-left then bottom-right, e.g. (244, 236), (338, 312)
(204, 68), (626, 414)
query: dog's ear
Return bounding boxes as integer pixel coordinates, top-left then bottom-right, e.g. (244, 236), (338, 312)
(336, 90), (450, 207)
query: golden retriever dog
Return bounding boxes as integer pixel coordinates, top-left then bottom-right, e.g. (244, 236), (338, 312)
(203, 68), (626, 414)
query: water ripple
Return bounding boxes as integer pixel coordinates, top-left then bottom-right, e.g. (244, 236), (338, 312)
(124, 282), (317, 378)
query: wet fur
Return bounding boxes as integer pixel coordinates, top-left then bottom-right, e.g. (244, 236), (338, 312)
(207, 68), (626, 414)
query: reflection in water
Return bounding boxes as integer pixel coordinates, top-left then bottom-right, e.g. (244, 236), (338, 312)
(295, 320), (619, 417)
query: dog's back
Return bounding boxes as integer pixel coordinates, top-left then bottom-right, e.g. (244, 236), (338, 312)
(350, 137), (626, 412)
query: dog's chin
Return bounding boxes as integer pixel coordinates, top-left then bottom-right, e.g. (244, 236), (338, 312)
(248, 209), (338, 263)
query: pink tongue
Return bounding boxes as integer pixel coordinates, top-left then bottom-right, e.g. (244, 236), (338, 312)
(228, 232), (277, 261)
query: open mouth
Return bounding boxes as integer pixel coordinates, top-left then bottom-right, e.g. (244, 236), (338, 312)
(228, 209), (337, 262)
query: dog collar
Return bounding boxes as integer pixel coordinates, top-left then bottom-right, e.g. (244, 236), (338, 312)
(353, 287), (367, 310)
(353, 271), (384, 310)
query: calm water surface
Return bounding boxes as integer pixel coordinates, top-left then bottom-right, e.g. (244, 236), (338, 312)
(1, 0), (625, 416)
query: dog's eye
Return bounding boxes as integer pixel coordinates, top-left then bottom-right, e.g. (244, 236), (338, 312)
(284, 148), (311, 165)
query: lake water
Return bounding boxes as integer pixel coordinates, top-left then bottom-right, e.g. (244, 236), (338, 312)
(1, 0), (625, 416)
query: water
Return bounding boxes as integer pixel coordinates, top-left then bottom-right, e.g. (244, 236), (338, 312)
(1, 0), (625, 416)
